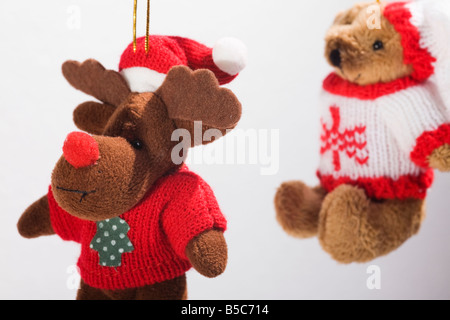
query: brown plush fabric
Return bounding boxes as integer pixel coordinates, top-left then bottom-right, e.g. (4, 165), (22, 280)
(17, 195), (55, 238)
(77, 275), (187, 300)
(158, 66), (242, 130)
(185, 230), (228, 278)
(275, 181), (326, 238)
(173, 119), (229, 147)
(429, 144), (450, 172)
(325, 3), (413, 85)
(62, 59), (130, 107)
(19, 59), (239, 299)
(52, 93), (179, 221)
(318, 185), (424, 264)
(73, 102), (117, 135)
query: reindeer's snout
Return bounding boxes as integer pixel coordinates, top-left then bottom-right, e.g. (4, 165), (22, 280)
(63, 132), (99, 169)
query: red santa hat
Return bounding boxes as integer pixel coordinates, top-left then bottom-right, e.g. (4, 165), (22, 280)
(383, 0), (450, 108)
(119, 35), (247, 93)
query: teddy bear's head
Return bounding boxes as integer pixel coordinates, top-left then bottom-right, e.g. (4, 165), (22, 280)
(325, 2), (413, 86)
(51, 60), (241, 221)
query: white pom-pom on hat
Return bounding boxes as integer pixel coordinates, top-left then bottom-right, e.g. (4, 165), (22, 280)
(213, 37), (248, 76)
(408, 0), (450, 110)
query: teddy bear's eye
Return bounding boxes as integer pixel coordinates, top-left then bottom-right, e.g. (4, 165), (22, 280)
(373, 40), (384, 51)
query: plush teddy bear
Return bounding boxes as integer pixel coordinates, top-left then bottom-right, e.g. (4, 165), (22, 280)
(17, 36), (246, 300)
(275, 0), (450, 263)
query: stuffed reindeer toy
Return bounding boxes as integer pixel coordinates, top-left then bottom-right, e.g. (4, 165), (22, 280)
(17, 36), (246, 300)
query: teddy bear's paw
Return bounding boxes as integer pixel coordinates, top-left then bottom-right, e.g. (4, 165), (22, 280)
(318, 185), (425, 264)
(275, 181), (326, 239)
(429, 144), (450, 172)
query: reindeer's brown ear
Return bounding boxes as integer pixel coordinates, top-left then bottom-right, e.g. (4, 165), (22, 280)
(73, 102), (116, 135)
(62, 59), (130, 107)
(158, 66), (242, 130)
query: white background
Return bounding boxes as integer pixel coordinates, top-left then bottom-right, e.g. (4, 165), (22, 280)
(1, 0), (450, 300)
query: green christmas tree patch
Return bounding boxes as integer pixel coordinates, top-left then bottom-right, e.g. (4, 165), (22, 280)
(90, 217), (134, 267)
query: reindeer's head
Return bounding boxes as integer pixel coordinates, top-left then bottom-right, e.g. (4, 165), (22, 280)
(51, 60), (241, 221)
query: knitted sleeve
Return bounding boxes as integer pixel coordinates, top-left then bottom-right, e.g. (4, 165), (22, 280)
(161, 173), (227, 260)
(380, 85), (450, 168)
(48, 187), (84, 243)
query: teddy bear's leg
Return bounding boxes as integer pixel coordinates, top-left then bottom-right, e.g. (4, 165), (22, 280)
(318, 185), (425, 263)
(275, 181), (327, 238)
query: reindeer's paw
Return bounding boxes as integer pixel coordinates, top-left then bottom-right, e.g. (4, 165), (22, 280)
(186, 230), (227, 278)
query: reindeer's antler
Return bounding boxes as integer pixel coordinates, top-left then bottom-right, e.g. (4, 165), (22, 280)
(62, 59), (131, 107)
(158, 66), (242, 130)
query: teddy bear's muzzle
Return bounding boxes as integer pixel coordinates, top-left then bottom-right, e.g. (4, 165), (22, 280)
(329, 49), (342, 68)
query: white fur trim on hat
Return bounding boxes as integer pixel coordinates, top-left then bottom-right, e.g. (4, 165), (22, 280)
(120, 67), (166, 93)
(212, 37), (248, 76)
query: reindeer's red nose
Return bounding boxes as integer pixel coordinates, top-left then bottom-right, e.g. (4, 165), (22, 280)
(63, 132), (99, 169)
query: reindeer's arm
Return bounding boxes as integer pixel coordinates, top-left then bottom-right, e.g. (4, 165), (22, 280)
(186, 230), (227, 278)
(161, 173), (228, 278)
(17, 195), (55, 239)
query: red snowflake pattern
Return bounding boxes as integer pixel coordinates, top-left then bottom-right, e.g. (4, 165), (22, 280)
(320, 106), (369, 172)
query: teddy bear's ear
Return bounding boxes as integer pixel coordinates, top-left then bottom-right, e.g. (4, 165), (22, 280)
(73, 101), (116, 135)
(333, 3), (371, 25)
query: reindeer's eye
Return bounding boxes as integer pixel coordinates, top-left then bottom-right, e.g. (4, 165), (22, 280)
(129, 139), (144, 150)
(373, 40), (384, 51)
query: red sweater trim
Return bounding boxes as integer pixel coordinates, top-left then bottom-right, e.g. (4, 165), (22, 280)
(323, 73), (421, 100)
(318, 171), (434, 200)
(48, 166), (227, 290)
(411, 124), (450, 168)
(384, 2), (436, 82)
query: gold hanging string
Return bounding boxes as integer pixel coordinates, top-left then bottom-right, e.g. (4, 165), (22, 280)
(145, 0), (151, 54)
(133, 0), (151, 54)
(133, 0), (138, 53)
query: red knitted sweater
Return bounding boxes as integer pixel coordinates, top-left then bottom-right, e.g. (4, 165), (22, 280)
(48, 166), (227, 290)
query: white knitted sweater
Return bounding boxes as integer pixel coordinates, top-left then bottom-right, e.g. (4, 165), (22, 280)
(318, 73), (450, 200)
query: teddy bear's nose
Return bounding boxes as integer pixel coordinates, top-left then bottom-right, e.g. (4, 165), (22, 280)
(63, 132), (100, 169)
(330, 49), (341, 68)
